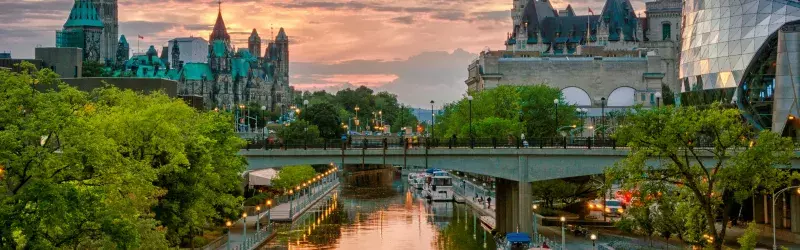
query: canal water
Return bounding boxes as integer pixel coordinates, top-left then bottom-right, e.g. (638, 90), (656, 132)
(261, 168), (496, 250)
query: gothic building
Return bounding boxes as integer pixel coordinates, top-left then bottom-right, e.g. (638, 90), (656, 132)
(109, 5), (292, 112)
(56, 0), (104, 61)
(56, 0), (118, 63)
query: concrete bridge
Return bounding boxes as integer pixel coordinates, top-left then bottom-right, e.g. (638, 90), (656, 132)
(240, 146), (800, 239)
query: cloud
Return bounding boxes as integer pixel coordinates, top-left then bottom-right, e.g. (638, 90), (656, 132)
(291, 49), (476, 108)
(390, 16), (415, 24)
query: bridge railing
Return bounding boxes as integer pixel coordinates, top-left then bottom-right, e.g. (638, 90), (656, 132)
(242, 137), (623, 150)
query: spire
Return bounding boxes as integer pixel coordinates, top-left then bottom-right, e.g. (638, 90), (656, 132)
(276, 27), (288, 42)
(249, 28), (260, 42)
(64, 0), (104, 28)
(210, 0), (230, 42)
(118, 35), (128, 46)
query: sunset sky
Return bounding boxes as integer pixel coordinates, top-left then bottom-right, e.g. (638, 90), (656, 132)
(0, 0), (646, 107)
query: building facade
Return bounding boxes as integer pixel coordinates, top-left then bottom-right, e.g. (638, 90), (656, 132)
(168, 37), (208, 64)
(679, 0), (800, 136)
(469, 0), (681, 109)
(90, 0), (118, 63)
(56, 0), (104, 62)
(108, 6), (292, 112)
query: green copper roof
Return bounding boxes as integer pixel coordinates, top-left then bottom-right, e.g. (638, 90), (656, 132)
(211, 40), (228, 57)
(181, 63), (214, 81)
(64, 0), (104, 28)
(231, 58), (250, 79)
(119, 35), (129, 46)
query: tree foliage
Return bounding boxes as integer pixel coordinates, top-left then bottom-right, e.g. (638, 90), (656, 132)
(0, 63), (245, 248)
(270, 165), (317, 191)
(606, 104), (794, 249)
(435, 85), (578, 140)
(277, 120), (321, 141)
(300, 102), (342, 139)
(81, 60), (109, 77)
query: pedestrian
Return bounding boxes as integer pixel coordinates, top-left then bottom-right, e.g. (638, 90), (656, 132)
(521, 133), (529, 148)
(451, 134), (457, 148)
(542, 241), (550, 249)
(487, 197), (492, 209)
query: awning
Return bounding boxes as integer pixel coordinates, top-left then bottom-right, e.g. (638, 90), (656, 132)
(248, 168), (279, 187)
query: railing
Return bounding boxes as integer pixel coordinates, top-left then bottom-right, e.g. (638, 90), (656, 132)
(287, 177), (340, 219)
(243, 137), (627, 150)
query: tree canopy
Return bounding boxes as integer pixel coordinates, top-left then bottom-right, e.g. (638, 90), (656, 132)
(294, 86), (418, 134)
(434, 85), (578, 139)
(300, 102), (342, 139)
(270, 165), (318, 191)
(606, 104), (795, 249)
(0, 62), (245, 248)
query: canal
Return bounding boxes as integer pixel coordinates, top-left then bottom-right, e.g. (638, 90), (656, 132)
(260, 167), (496, 250)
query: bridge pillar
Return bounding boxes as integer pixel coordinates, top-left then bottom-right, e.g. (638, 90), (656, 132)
(495, 178), (532, 237)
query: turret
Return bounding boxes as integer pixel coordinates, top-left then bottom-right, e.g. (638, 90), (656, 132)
(171, 39), (180, 70)
(248, 29), (261, 58)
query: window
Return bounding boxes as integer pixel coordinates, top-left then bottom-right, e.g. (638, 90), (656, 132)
(662, 22), (672, 41)
(641, 93), (646, 101)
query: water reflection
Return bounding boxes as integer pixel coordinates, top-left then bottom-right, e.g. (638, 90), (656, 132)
(261, 168), (495, 250)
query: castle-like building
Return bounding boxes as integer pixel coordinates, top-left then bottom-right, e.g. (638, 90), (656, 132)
(467, 0), (681, 109)
(108, 5), (292, 112)
(56, 0), (118, 63)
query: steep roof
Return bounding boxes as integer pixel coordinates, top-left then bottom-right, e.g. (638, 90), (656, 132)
(63, 0), (104, 28)
(539, 16), (600, 44)
(180, 63), (214, 81)
(249, 29), (260, 42)
(563, 5), (576, 16)
(119, 35), (129, 46)
(211, 40), (228, 57)
(210, 10), (230, 42)
(522, 0), (558, 30)
(276, 28), (288, 41)
(600, 0), (639, 41)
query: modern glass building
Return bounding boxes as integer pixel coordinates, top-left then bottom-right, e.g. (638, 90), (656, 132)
(679, 0), (800, 135)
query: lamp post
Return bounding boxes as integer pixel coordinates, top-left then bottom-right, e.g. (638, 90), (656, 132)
(600, 97), (606, 139)
(467, 95), (474, 147)
(553, 99), (559, 135)
(289, 189), (295, 216)
(560, 216), (566, 250)
(655, 92), (662, 108)
(226, 221), (232, 250)
(255, 206), (261, 234)
(266, 200), (273, 231)
(773, 186), (800, 250)
(430, 100), (435, 139)
(242, 212), (248, 248)
(355, 105), (360, 133)
(532, 204), (539, 244)
(591, 233), (597, 250)
(260, 106), (266, 134)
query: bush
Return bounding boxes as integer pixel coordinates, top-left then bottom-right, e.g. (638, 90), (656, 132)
(243, 192), (273, 206)
(737, 222), (761, 250)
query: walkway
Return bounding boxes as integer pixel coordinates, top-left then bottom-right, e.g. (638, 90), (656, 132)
(217, 175), (340, 250)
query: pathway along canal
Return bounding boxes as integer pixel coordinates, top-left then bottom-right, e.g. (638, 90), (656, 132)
(259, 167), (496, 250)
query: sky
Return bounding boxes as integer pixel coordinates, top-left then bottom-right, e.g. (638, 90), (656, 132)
(0, 0), (646, 108)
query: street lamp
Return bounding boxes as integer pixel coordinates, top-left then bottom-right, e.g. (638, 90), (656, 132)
(303, 99), (309, 107)
(355, 105), (360, 133)
(773, 186), (800, 250)
(591, 233), (597, 250)
(225, 220), (232, 250)
(532, 204), (539, 244)
(655, 92), (662, 108)
(242, 212), (248, 248)
(467, 95), (474, 147)
(600, 97), (606, 139)
(266, 200), (273, 231)
(430, 100), (435, 139)
(560, 216), (566, 250)
(553, 99), (559, 135)
(255, 206), (261, 234)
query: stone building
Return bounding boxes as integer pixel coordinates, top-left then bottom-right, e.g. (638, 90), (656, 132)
(167, 37), (208, 64)
(56, 0), (104, 62)
(468, 0), (681, 109)
(90, 0), (118, 63)
(108, 5), (292, 112)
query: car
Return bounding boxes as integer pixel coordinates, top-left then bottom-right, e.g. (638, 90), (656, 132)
(587, 199), (604, 211)
(603, 199), (625, 216)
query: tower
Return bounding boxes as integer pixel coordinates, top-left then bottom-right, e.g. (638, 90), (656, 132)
(57, 0), (104, 61)
(248, 29), (261, 58)
(89, 0), (118, 63)
(115, 34), (129, 67)
(171, 39), (180, 70)
(208, 0), (231, 73)
(275, 27), (289, 79)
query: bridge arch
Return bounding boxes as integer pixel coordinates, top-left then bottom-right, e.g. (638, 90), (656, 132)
(606, 86), (636, 107)
(561, 87), (592, 106)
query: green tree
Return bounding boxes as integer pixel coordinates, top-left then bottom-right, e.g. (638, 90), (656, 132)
(606, 104), (794, 249)
(270, 165), (317, 191)
(278, 120), (321, 141)
(300, 103), (342, 139)
(737, 222), (761, 250)
(518, 84), (578, 137)
(0, 63), (168, 248)
(82, 60), (108, 77)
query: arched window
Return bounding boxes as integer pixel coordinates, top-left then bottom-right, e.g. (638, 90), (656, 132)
(607, 87), (636, 106)
(561, 87), (592, 106)
(662, 22), (672, 41)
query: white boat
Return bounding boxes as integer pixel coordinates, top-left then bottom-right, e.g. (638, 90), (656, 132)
(407, 173), (426, 190)
(423, 171), (454, 201)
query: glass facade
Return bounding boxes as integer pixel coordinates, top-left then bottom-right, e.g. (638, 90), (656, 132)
(679, 0), (800, 130)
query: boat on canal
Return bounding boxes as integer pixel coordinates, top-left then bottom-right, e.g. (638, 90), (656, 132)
(423, 170), (454, 201)
(497, 233), (535, 250)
